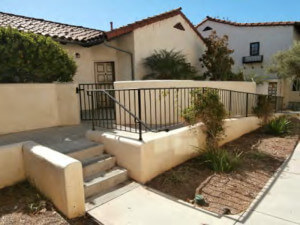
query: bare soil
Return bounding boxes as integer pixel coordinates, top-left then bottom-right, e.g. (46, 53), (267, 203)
(147, 118), (299, 215)
(0, 182), (98, 225)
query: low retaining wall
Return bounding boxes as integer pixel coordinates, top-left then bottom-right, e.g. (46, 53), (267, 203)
(87, 116), (261, 183)
(0, 141), (85, 219)
(0, 83), (80, 135)
(0, 143), (26, 189)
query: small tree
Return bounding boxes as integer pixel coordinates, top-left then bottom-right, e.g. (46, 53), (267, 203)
(143, 49), (198, 80)
(268, 41), (300, 79)
(182, 89), (227, 149)
(199, 31), (243, 81)
(0, 27), (77, 83)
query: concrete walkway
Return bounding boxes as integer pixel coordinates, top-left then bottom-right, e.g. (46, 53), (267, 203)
(88, 142), (300, 225)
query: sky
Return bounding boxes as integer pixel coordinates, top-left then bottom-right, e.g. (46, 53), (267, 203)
(1, 0), (299, 31)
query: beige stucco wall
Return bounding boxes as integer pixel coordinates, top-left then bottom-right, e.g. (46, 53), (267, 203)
(87, 116), (261, 183)
(0, 143), (26, 189)
(23, 141), (85, 218)
(133, 14), (206, 80)
(0, 83), (80, 135)
(114, 80), (256, 93)
(0, 141), (85, 218)
(62, 33), (134, 83)
(282, 79), (300, 106)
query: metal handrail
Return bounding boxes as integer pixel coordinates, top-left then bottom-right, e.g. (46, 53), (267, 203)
(87, 89), (163, 140)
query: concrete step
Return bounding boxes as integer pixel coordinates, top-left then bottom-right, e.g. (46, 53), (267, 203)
(82, 154), (116, 178)
(85, 181), (140, 211)
(67, 142), (104, 161)
(84, 167), (128, 199)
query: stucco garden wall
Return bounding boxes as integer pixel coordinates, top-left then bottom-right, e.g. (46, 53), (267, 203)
(0, 83), (80, 135)
(87, 116), (261, 183)
(0, 141), (85, 219)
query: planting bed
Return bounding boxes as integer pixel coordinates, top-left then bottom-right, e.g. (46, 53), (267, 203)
(0, 182), (97, 225)
(147, 118), (299, 215)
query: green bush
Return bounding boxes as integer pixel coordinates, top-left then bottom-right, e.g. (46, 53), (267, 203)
(253, 95), (274, 125)
(266, 116), (292, 136)
(143, 49), (199, 80)
(0, 27), (76, 83)
(200, 147), (242, 173)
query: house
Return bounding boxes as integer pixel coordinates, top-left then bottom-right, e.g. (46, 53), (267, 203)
(197, 17), (300, 108)
(0, 8), (206, 83)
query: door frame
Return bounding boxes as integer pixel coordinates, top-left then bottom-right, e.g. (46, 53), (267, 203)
(94, 61), (116, 83)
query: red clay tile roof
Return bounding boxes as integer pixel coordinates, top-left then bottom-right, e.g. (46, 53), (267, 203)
(196, 16), (300, 28)
(106, 8), (205, 42)
(0, 11), (105, 46)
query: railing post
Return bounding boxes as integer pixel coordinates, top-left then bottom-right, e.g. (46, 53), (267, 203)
(91, 91), (95, 130)
(274, 96), (278, 112)
(137, 89), (142, 141)
(246, 93), (249, 117)
(229, 90), (232, 117)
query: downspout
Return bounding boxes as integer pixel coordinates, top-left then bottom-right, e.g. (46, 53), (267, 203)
(103, 41), (135, 80)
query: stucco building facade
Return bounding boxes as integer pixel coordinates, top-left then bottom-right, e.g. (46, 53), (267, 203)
(197, 17), (300, 108)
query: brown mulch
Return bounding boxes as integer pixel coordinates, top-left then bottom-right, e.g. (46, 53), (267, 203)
(0, 182), (98, 225)
(147, 118), (300, 215)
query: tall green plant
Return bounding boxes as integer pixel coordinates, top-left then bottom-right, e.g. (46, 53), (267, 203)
(182, 89), (227, 149)
(0, 27), (77, 83)
(253, 95), (274, 125)
(143, 49), (198, 80)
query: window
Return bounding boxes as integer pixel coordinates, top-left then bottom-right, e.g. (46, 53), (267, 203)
(173, 23), (185, 31)
(203, 26), (212, 31)
(292, 78), (300, 91)
(250, 42), (260, 56)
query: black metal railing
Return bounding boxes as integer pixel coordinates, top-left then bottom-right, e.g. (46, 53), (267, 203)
(77, 83), (114, 120)
(86, 87), (283, 141)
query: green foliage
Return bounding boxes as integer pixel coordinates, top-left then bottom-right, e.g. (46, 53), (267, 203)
(266, 116), (292, 136)
(244, 73), (268, 85)
(248, 151), (270, 160)
(199, 31), (243, 81)
(143, 49), (198, 80)
(182, 89), (227, 149)
(268, 41), (300, 79)
(0, 27), (77, 83)
(200, 147), (242, 173)
(253, 95), (274, 125)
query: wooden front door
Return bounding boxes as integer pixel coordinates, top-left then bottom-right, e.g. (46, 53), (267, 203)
(94, 62), (115, 83)
(268, 82), (277, 96)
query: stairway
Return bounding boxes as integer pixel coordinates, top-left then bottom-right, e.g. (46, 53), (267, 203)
(66, 140), (128, 200)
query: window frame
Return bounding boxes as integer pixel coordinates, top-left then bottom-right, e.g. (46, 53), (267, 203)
(250, 42), (260, 56)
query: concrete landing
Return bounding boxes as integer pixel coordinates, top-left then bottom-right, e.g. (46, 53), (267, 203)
(0, 124), (92, 153)
(88, 142), (300, 225)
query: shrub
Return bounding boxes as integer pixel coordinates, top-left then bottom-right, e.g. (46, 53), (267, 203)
(182, 89), (227, 149)
(200, 147), (242, 173)
(143, 49), (198, 80)
(253, 95), (274, 125)
(0, 27), (77, 83)
(266, 116), (292, 136)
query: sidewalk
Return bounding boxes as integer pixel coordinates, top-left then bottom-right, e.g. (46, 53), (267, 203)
(88, 142), (300, 225)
